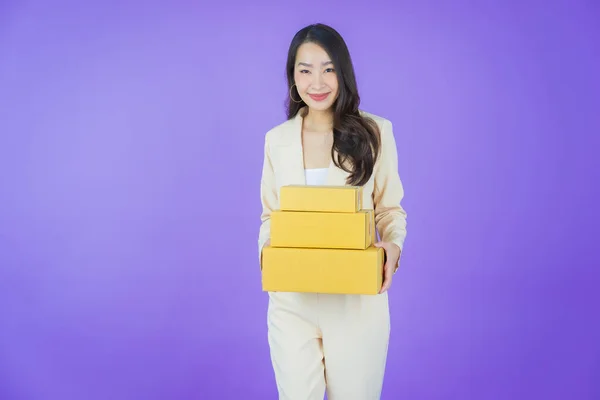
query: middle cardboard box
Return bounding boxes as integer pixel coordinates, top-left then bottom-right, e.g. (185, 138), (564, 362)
(270, 209), (376, 250)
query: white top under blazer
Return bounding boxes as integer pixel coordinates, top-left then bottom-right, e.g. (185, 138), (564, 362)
(304, 168), (328, 186)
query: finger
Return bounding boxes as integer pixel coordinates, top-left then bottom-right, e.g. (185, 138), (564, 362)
(374, 242), (389, 265)
(376, 242), (392, 293)
(379, 262), (393, 294)
(380, 273), (392, 293)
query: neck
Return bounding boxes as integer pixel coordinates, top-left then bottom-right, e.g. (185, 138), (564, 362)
(304, 108), (334, 132)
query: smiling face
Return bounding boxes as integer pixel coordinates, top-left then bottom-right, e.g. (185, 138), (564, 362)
(293, 42), (339, 112)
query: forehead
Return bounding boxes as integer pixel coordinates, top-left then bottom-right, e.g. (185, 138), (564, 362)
(295, 42), (331, 63)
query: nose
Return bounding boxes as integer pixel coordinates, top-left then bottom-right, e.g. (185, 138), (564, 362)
(311, 72), (325, 89)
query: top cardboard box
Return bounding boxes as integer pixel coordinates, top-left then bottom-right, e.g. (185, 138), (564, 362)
(279, 185), (363, 213)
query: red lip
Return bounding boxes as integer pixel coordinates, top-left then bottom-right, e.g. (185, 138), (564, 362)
(308, 93), (330, 101)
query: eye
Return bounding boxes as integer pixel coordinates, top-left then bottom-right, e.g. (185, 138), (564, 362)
(299, 69), (310, 74)
(325, 68), (335, 73)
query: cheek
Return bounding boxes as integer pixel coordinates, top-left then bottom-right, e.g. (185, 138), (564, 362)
(325, 75), (339, 92)
(294, 73), (311, 92)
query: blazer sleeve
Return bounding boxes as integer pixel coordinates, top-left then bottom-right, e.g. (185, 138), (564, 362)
(258, 131), (277, 269)
(373, 119), (408, 254)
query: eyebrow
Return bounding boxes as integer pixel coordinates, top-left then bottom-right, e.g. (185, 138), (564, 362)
(297, 61), (333, 67)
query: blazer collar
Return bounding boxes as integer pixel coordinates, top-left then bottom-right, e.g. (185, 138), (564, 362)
(278, 107), (351, 186)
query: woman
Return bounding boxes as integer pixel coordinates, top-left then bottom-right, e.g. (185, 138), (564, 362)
(258, 23), (407, 400)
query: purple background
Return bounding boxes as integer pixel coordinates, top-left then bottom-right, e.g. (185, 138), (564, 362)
(1, 1), (599, 399)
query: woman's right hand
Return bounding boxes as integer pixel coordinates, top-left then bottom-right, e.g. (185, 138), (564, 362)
(260, 239), (271, 271)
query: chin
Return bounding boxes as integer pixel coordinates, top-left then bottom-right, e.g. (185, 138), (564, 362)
(306, 100), (335, 111)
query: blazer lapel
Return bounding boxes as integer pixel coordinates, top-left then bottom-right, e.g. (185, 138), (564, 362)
(326, 150), (351, 186)
(277, 111), (306, 185)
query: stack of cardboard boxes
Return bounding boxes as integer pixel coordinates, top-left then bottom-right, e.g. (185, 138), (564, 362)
(261, 185), (385, 295)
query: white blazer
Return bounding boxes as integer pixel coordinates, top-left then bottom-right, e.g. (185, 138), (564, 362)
(258, 107), (407, 268)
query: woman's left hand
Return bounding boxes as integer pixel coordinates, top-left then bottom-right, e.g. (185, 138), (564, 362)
(374, 241), (401, 294)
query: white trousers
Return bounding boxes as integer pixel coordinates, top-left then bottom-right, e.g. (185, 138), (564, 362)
(267, 291), (391, 400)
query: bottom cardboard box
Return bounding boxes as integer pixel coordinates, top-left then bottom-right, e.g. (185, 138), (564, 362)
(261, 245), (384, 295)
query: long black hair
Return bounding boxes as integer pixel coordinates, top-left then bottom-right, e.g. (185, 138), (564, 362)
(286, 23), (381, 187)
